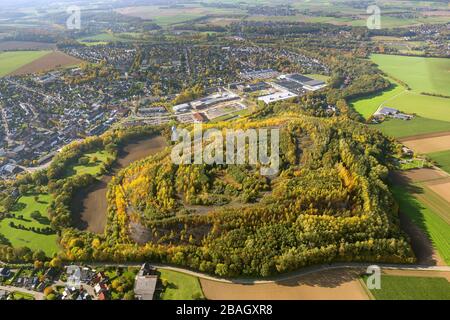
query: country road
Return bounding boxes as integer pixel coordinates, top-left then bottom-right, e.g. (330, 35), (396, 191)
(87, 261), (450, 284)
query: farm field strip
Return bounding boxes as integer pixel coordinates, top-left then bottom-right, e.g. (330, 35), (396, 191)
(371, 54), (450, 96)
(374, 117), (450, 138)
(402, 133), (450, 154)
(0, 50), (51, 77)
(8, 51), (82, 76)
(200, 268), (369, 300)
(363, 274), (450, 300)
(392, 185), (450, 265)
(415, 182), (450, 224)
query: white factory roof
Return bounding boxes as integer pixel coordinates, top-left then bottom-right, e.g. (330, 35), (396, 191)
(258, 91), (298, 104)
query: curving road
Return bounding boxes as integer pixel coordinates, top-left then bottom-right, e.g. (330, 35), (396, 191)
(88, 261), (450, 284)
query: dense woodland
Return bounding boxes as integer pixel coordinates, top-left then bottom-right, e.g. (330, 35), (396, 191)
(54, 116), (415, 277)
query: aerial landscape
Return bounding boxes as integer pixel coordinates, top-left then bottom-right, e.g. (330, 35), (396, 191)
(0, 0), (449, 306)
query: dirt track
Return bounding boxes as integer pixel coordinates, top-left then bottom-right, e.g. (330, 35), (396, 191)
(200, 268), (369, 300)
(9, 51), (81, 76)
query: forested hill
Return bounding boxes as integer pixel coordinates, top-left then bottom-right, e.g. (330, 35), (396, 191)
(60, 115), (416, 277)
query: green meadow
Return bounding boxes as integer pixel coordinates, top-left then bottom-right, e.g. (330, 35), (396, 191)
(374, 116), (450, 138)
(0, 193), (59, 256)
(67, 150), (113, 177)
(158, 269), (205, 300)
(371, 54), (450, 96)
(0, 51), (50, 76)
(364, 275), (450, 300)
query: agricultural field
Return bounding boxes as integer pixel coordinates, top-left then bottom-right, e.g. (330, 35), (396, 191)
(77, 32), (144, 44)
(364, 275), (450, 300)
(391, 185), (450, 265)
(428, 150), (450, 175)
(158, 269), (205, 300)
(374, 117), (450, 138)
(371, 54), (450, 96)
(0, 193), (59, 256)
(402, 133), (450, 154)
(201, 268), (369, 300)
(8, 51), (82, 76)
(0, 41), (56, 51)
(353, 54), (450, 138)
(116, 5), (244, 27)
(0, 50), (50, 77)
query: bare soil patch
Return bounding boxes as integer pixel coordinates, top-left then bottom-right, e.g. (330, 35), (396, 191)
(398, 211), (445, 266)
(0, 41), (56, 51)
(200, 268), (369, 300)
(401, 134), (450, 154)
(9, 51), (82, 76)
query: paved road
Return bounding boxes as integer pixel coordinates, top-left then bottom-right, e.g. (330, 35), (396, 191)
(0, 285), (45, 300)
(88, 262), (450, 284)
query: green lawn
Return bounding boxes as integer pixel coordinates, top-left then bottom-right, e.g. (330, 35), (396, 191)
(373, 116), (450, 138)
(365, 275), (450, 300)
(68, 150), (112, 177)
(371, 54), (450, 96)
(158, 269), (205, 300)
(0, 193), (59, 256)
(428, 150), (450, 175)
(391, 185), (450, 264)
(0, 51), (50, 76)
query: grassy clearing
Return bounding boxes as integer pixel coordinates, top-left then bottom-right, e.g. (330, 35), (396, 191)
(158, 269), (205, 300)
(0, 51), (50, 76)
(371, 54), (450, 96)
(428, 150), (450, 175)
(0, 193), (59, 256)
(391, 185), (450, 264)
(373, 116), (450, 138)
(68, 150), (113, 177)
(364, 275), (450, 300)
